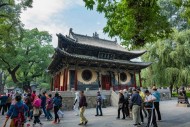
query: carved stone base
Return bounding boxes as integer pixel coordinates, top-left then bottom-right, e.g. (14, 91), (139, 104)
(176, 103), (190, 107)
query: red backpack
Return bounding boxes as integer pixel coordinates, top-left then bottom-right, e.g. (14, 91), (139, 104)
(14, 104), (25, 127)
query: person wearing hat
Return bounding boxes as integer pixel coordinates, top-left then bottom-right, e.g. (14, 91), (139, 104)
(144, 90), (158, 127)
(131, 88), (142, 126)
(152, 86), (161, 121)
(95, 91), (103, 116)
(137, 87), (147, 124)
(116, 90), (125, 119)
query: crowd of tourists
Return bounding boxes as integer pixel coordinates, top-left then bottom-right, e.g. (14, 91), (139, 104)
(0, 87), (161, 127)
(116, 87), (162, 127)
(0, 90), (64, 127)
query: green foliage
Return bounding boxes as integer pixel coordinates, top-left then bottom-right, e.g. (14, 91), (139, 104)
(172, 0), (190, 24)
(84, 0), (172, 47)
(38, 83), (50, 90)
(142, 30), (190, 90)
(0, 28), (54, 87)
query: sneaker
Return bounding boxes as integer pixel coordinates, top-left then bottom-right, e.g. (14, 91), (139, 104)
(52, 121), (57, 124)
(84, 121), (88, 125)
(116, 117), (120, 119)
(78, 123), (83, 125)
(95, 114), (98, 116)
(99, 114), (103, 116)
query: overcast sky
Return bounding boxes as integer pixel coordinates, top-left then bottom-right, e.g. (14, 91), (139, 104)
(20, 0), (112, 47)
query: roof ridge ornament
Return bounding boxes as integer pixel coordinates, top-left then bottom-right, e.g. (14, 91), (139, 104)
(93, 32), (99, 38)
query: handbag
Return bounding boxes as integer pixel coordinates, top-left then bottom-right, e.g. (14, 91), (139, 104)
(144, 102), (153, 109)
(33, 108), (42, 116)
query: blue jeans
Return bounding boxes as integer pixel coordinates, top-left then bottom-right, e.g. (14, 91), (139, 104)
(96, 105), (102, 115)
(42, 106), (48, 117)
(47, 110), (53, 119)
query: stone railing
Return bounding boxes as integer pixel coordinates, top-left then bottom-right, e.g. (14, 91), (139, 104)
(110, 90), (119, 107)
(49, 90), (111, 111)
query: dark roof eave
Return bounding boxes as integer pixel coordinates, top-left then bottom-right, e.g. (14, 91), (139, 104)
(55, 48), (152, 69)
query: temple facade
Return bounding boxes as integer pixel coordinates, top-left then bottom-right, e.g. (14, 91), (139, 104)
(48, 28), (151, 91)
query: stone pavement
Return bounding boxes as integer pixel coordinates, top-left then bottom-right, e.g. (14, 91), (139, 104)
(0, 99), (190, 127)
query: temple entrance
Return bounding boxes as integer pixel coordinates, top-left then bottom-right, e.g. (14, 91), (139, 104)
(101, 75), (111, 90)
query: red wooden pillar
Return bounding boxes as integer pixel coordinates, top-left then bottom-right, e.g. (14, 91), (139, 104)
(66, 69), (69, 91)
(54, 75), (57, 91)
(74, 70), (78, 91)
(134, 71), (137, 88)
(57, 73), (60, 91)
(64, 68), (68, 91)
(51, 77), (53, 91)
(139, 71), (142, 87)
(63, 69), (66, 91)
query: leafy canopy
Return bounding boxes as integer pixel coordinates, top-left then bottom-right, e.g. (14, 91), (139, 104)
(84, 0), (172, 47)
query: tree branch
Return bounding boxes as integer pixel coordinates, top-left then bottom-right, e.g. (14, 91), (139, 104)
(13, 64), (21, 72)
(0, 57), (11, 68)
(0, 3), (11, 8)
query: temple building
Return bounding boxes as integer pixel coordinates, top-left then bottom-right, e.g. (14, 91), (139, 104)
(48, 28), (151, 91)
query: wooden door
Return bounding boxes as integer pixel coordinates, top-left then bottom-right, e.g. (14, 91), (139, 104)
(101, 75), (111, 90)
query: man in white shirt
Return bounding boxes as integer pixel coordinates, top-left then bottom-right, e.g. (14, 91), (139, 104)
(144, 90), (158, 127)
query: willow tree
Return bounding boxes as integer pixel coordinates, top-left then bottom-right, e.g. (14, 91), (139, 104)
(83, 0), (172, 48)
(142, 30), (190, 94)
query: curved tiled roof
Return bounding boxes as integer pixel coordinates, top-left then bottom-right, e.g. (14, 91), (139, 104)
(54, 48), (151, 70)
(69, 30), (146, 54)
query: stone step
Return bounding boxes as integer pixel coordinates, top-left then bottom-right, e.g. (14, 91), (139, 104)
(176, 103), (190, 107)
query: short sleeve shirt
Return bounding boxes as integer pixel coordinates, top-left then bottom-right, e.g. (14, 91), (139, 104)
(145, 94), (156, 102)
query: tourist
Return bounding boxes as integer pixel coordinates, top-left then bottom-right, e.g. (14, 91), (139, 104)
(24, 93), (32, 121)
(123, 89), (129, 118)
(128, 87), (133, 118)
(152, 86), (162, 121)
(117, 90), (125, 119)
(137, 87), (147, 124)
(95, 91), (103, 116)
(33, 95), (43, 126)
(46, 94), (53, 120)
(73, 91), (80, 116)
(2, 95), (29, 127)
(78, 91), (88, 125)
(53, 93), (62, 124)
(0, 93), (8, 115)
(131, 89), (142, 126)
(6, 94), (12, 110)
(41, 91), (48, 118)
(31, 90), (36, 103)
(144, 90), (158, 127)
(57, 93), (64, 118)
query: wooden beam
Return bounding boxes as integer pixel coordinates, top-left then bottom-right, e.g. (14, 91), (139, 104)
(74, 69), (78, 91)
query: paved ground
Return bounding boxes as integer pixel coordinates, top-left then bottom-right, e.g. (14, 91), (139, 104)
(0, 99), (190, 127)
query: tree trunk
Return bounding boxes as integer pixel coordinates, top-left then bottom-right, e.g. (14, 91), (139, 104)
(176, 86), (179, 94)
(169, 83), (173, 97)
(8, 70), (18, 83)
(0, 71), (4, 94)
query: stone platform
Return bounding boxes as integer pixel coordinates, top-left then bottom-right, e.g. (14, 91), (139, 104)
(176, 103), (190, 107)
